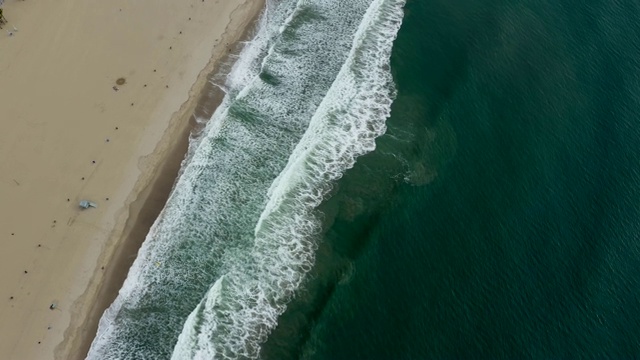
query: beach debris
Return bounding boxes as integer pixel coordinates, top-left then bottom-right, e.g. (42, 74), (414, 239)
(116, 77), (126, 85)
(79, 200), (98, 209)
(49, 302), (57, 310)
(112, 86), (119, 92)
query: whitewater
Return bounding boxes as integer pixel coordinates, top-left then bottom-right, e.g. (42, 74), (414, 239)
(86, 0), (405, 358)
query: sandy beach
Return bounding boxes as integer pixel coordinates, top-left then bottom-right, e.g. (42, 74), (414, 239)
(0, 0), (263, 359)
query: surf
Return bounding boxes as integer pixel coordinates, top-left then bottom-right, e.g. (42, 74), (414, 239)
(171, 0), (405, 358)
(86, 0), (405, 358)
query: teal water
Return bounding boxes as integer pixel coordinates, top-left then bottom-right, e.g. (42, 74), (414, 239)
(282, 0), (640, 358)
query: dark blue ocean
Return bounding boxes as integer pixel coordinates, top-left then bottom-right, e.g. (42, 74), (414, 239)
(87, 0), (640, 358)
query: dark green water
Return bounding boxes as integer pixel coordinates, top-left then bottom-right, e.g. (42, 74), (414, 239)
(266, 0), (640, 358)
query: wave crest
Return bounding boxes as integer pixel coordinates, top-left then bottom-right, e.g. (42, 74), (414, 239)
(172, 0), (406, 358)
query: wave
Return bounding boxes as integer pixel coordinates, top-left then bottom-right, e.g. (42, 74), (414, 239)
(171, 0), (405, 358)
(86, 0), (405, 359)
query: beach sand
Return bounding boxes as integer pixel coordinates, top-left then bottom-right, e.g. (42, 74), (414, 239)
(0, 0), (264, 359)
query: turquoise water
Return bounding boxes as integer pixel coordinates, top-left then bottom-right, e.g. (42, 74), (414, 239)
(88, 0), (640, 358)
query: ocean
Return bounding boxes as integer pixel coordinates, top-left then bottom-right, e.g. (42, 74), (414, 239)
(88, 0), (640, 358)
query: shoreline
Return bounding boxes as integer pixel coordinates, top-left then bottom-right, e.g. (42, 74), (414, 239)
(59, 2), (266, 359)
(0, 0), (265, 359)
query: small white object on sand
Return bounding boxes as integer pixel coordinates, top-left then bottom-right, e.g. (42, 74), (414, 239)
(79, 200), (98, 209)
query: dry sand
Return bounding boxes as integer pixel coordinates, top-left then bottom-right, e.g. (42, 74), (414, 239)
(0, 0), (264, 359)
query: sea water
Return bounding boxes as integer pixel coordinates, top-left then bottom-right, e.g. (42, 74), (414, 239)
(290, 0), (640, 358)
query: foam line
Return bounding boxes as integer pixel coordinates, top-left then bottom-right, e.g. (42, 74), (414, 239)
(171, 0), (406, 358)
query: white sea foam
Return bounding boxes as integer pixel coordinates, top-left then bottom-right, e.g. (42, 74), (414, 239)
(171, 0), (406, 358)
(87, 0), (404, 358)
(186, 4), (285, 168)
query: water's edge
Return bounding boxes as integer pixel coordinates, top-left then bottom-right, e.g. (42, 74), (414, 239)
(62, 3), (266, 359)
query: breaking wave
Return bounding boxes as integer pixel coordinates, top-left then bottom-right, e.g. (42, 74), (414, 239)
(87, 0), (404, 359)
